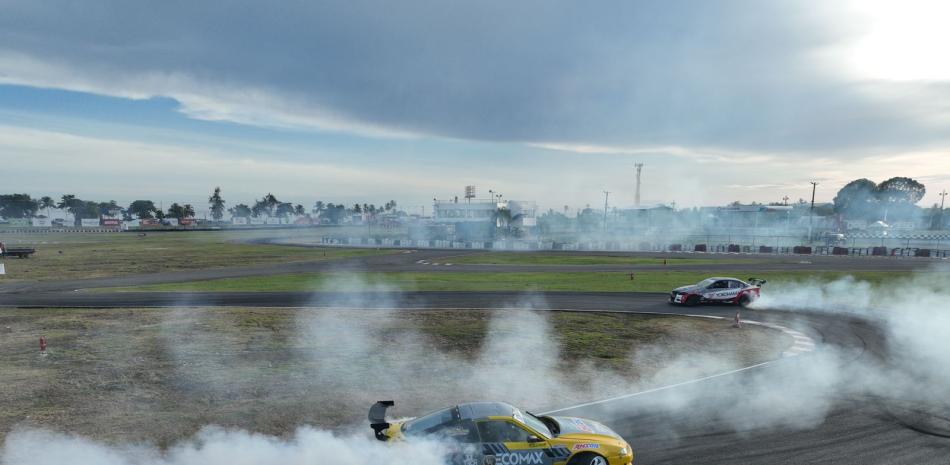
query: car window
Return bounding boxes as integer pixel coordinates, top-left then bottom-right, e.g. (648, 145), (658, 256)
(403, 407), (457, 435)
(431, 419), (480, 443)
(477, 420), (532, 443)
(728, 280), (744, 289)
(698, 278), (716, 288)
(709, 280), (729, 289)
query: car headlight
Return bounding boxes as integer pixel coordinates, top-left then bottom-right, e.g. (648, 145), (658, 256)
(620, 447), (630, 456)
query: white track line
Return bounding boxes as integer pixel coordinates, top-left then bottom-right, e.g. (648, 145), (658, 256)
(543, 314), (817, 415)
(542, 360), (775, 415)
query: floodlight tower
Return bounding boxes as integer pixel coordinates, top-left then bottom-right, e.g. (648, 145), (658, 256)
(635, 163), (644, 207)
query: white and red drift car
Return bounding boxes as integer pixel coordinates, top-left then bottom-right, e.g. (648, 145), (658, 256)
(669, 277), (765, 307)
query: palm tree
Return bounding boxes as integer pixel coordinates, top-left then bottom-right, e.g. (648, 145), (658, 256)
(493, 208), (524, 238)
(39, 196), (55, 218)
(58, 194), (81, 226)
(208, 187), (225, 222)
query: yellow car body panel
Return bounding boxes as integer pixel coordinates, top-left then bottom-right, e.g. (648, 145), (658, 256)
(380, 407), (634, 465)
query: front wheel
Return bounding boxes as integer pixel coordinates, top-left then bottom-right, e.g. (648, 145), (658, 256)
(569, 453), (609, 465)
(685, 295), (701, 307)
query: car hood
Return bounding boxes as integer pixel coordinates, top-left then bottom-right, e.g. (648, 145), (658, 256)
(550, 416), (621, 439)
(673, 285), (701, 293)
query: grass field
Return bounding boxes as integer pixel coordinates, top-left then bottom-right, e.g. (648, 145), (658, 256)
(0, 307), (790, 445)
(0, 230), (395, 281)
(107, 269), (921, 293)
(448, 252), (768, 266)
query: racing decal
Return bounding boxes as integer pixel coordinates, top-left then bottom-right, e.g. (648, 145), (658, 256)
(462, 453), (481, 465)
(484, 443), (511, 455)
(704, 290), (740, 300)
(493, 452), (546, 465)
(572, 443), (600, 451)
(546, 446), (571, 459)
(571, 418), (594, 434)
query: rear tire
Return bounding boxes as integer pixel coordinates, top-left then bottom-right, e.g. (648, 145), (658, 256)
(738, 295), (751, 307)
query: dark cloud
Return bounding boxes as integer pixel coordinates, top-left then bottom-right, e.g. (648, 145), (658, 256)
(1, 0), (948, 152)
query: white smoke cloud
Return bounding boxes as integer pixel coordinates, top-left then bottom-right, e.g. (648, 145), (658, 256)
(10, 268), (950, 460)
(1, 426), (448, 465)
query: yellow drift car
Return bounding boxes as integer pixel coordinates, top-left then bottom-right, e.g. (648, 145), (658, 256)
(369, 401), (634, 465)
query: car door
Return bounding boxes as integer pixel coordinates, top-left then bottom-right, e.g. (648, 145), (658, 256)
(702, 280), (732, 301)
(477, 420), (555, 465)
(433, 419), (489, 465)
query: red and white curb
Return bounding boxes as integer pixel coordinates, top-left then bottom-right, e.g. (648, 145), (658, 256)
(683, 313), (816, 358)
(743, 320), (816, 358)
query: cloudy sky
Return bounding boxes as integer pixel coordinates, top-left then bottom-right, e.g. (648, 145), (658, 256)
(2, 0), (949, 213)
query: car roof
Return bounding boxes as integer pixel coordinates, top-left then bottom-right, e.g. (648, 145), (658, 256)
(457, 402), (517, 420)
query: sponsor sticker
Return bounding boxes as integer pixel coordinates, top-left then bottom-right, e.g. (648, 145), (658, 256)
(571, 418), (594, 433)
(572, 443), (600, 451)
(495, 452), (545, 465)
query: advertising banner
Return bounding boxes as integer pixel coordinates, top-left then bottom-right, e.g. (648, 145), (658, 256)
(232, 217), (249, 225)
(31, 218), (52, 227)
(80, 219), (101, 227)
(266, 217), (281, 225)
(250, 217), (265, 225)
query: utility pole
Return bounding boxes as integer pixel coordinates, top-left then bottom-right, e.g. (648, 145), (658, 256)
(603, 191), (610, 232)
(782, 195), (790, 206)
(809, 181), (819, 243)
(940, 190), (948, 230)
(634, 163), (643, 207)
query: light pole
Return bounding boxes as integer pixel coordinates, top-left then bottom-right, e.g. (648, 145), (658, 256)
(940, 190), (948, 230)
(809, 181), (819, 243)
(602, 191), (610, 233)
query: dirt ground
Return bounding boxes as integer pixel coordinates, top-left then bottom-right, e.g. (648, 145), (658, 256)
(0, 307), (790, 447)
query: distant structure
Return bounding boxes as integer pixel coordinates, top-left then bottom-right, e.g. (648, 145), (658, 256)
(464, 185), (476, 203)
(635, 163), (644, 207)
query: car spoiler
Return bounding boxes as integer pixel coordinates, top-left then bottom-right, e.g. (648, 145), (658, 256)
(369, 400), (395, 441)
(748, 278), (767, 286)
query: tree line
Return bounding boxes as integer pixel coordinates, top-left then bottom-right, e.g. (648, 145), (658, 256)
(0, 188), (402, 226)
(832, 176), (927, 221)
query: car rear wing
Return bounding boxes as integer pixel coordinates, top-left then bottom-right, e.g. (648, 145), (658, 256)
(369, 400), (395, 441)
(748, 278), (767, 286)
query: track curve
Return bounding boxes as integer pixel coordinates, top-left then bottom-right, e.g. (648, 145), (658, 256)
(3, 289), (947, 463)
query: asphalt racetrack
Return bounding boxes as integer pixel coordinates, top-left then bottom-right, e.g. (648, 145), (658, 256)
(2, 249), (948, 464)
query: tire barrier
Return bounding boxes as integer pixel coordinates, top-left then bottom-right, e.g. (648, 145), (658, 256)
(315, 236), (950, 259)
